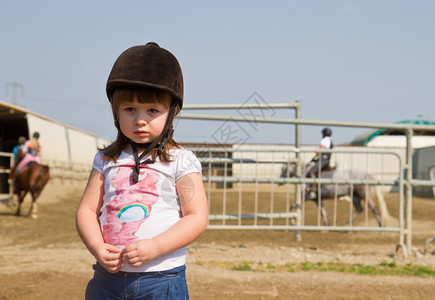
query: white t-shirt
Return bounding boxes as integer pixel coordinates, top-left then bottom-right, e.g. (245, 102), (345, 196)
(92, 146), (202, 272)
(320, 136), (332, 159)
(320, 136), (332, 149)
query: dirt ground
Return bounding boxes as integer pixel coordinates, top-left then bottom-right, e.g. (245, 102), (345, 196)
(1, 180), (435, 300)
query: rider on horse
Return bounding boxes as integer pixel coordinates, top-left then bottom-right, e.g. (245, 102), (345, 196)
(16, 132), (42, 172)
(9, 136), (27, 184)
(12, 136), (27, 165)
(10, 132), (49, 218)
(306, 127), (333, 197)
(11, 132), (42, 185)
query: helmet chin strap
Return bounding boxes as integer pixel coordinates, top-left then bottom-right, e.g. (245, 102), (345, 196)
(129, 101), (177, 183)
(130, 140), (156, 183)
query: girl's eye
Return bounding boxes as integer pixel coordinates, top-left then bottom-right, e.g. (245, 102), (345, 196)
(149, 108), (158, 113)
(125, 107), (135, 112)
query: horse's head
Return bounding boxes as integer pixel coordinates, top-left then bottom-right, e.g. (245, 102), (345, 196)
(280, 163), (297, 178)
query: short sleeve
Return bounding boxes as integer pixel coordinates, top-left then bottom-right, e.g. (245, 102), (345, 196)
(320, 137), (331, 149)
(92, 151), (105, 174)
(174, 149), (202, 182)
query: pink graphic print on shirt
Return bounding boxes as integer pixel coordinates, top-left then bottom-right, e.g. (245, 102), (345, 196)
(103, 166), (159, 247)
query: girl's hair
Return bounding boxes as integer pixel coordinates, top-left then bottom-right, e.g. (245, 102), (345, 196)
(100, 86), (180, 163)
(28, 139), (39, 151)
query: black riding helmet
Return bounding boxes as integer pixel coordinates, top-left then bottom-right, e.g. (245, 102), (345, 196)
(322, 127), (332, 137)
(106, 42), (183, 108)
(106, 42), (184, 182)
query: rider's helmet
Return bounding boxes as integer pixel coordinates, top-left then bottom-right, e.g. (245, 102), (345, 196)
(106, 42), (183, 110)
(322, 127), (332, 137)
(105, 43), (184, 182)
(106, 42), (183, 145)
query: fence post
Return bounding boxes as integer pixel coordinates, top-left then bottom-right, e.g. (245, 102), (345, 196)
(295, 101), (302, 241)
(405, 127), (414, 252)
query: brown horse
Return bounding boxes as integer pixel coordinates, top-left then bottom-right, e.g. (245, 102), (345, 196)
(10, 149), (50, 218)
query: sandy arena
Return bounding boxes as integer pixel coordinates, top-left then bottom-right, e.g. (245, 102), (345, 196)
(1, 180), (435, 300)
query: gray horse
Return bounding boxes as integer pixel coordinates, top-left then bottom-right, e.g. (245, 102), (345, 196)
(281, 163), (389, 227)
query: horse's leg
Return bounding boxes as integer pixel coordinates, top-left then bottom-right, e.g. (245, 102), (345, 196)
(27, 166), (50, 219)
(348, 194), (363, 225)
(32, 202), (38, 219)
(27, 201), (37, 219)
(352, 186), (383, 226)
(305, 192), (330, 226)
(15, 199), (20, 216)
(28, 188), (43, 219)
(26, 192), (35, 218)
(15, 190), (26, 216)
(320, 208), (330, 226)
(366, 189), (383, 227)
(318, 200), (330, 226)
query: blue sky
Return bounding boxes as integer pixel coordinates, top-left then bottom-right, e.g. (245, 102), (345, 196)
(1, 1), (434, 145)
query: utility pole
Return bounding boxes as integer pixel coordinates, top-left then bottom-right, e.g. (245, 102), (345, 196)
(6, 81), (24, 105)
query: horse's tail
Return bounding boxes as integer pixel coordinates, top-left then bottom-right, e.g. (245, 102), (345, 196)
(32, 164), (50, 193)
(38, 165), (50, 187)
(374, 186), (394, 227)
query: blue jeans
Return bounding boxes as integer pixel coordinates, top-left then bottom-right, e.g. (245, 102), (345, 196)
(85, 263), (189, 300)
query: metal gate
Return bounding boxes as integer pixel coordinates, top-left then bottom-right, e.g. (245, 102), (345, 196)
(180, 101), (435, 257)
(193, 146), (404, 242)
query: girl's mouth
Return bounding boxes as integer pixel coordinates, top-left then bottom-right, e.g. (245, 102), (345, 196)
(134, 131), (148, 136)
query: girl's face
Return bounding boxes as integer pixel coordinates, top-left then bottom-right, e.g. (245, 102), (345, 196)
(117, 96), (171, 147)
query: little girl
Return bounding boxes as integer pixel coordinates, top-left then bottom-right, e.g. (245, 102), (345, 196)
(76, 42), (208, 299)
(16, 132), (42, 171)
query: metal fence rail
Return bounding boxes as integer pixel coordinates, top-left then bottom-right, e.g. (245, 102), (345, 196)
(191, 146), (410, 253)
(0, 152), (13, 202)
(181, 102), (435, 256)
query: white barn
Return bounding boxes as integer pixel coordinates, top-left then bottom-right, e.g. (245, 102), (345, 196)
(0, 101), (111, 195)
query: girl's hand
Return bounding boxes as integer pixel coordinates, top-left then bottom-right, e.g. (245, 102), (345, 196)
(122, 239), (158, 267)
(94, 243), (124, 273)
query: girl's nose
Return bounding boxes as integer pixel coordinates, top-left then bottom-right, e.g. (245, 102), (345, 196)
(136, 118), (147, 126)
(136, 112), (148, 125)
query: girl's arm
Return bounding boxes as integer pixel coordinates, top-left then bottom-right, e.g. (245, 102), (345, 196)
(76, 169), (123, 273)
(22, 141), (29, 154)
(122, 172), (208, 267)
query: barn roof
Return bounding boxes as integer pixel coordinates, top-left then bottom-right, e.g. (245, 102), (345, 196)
(350, 120), (435, 146)
(0, 100), (101, 138)
(0, 100), (111, 166)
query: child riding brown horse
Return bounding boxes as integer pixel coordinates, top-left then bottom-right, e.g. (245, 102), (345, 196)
(9, 146), (50, 218)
